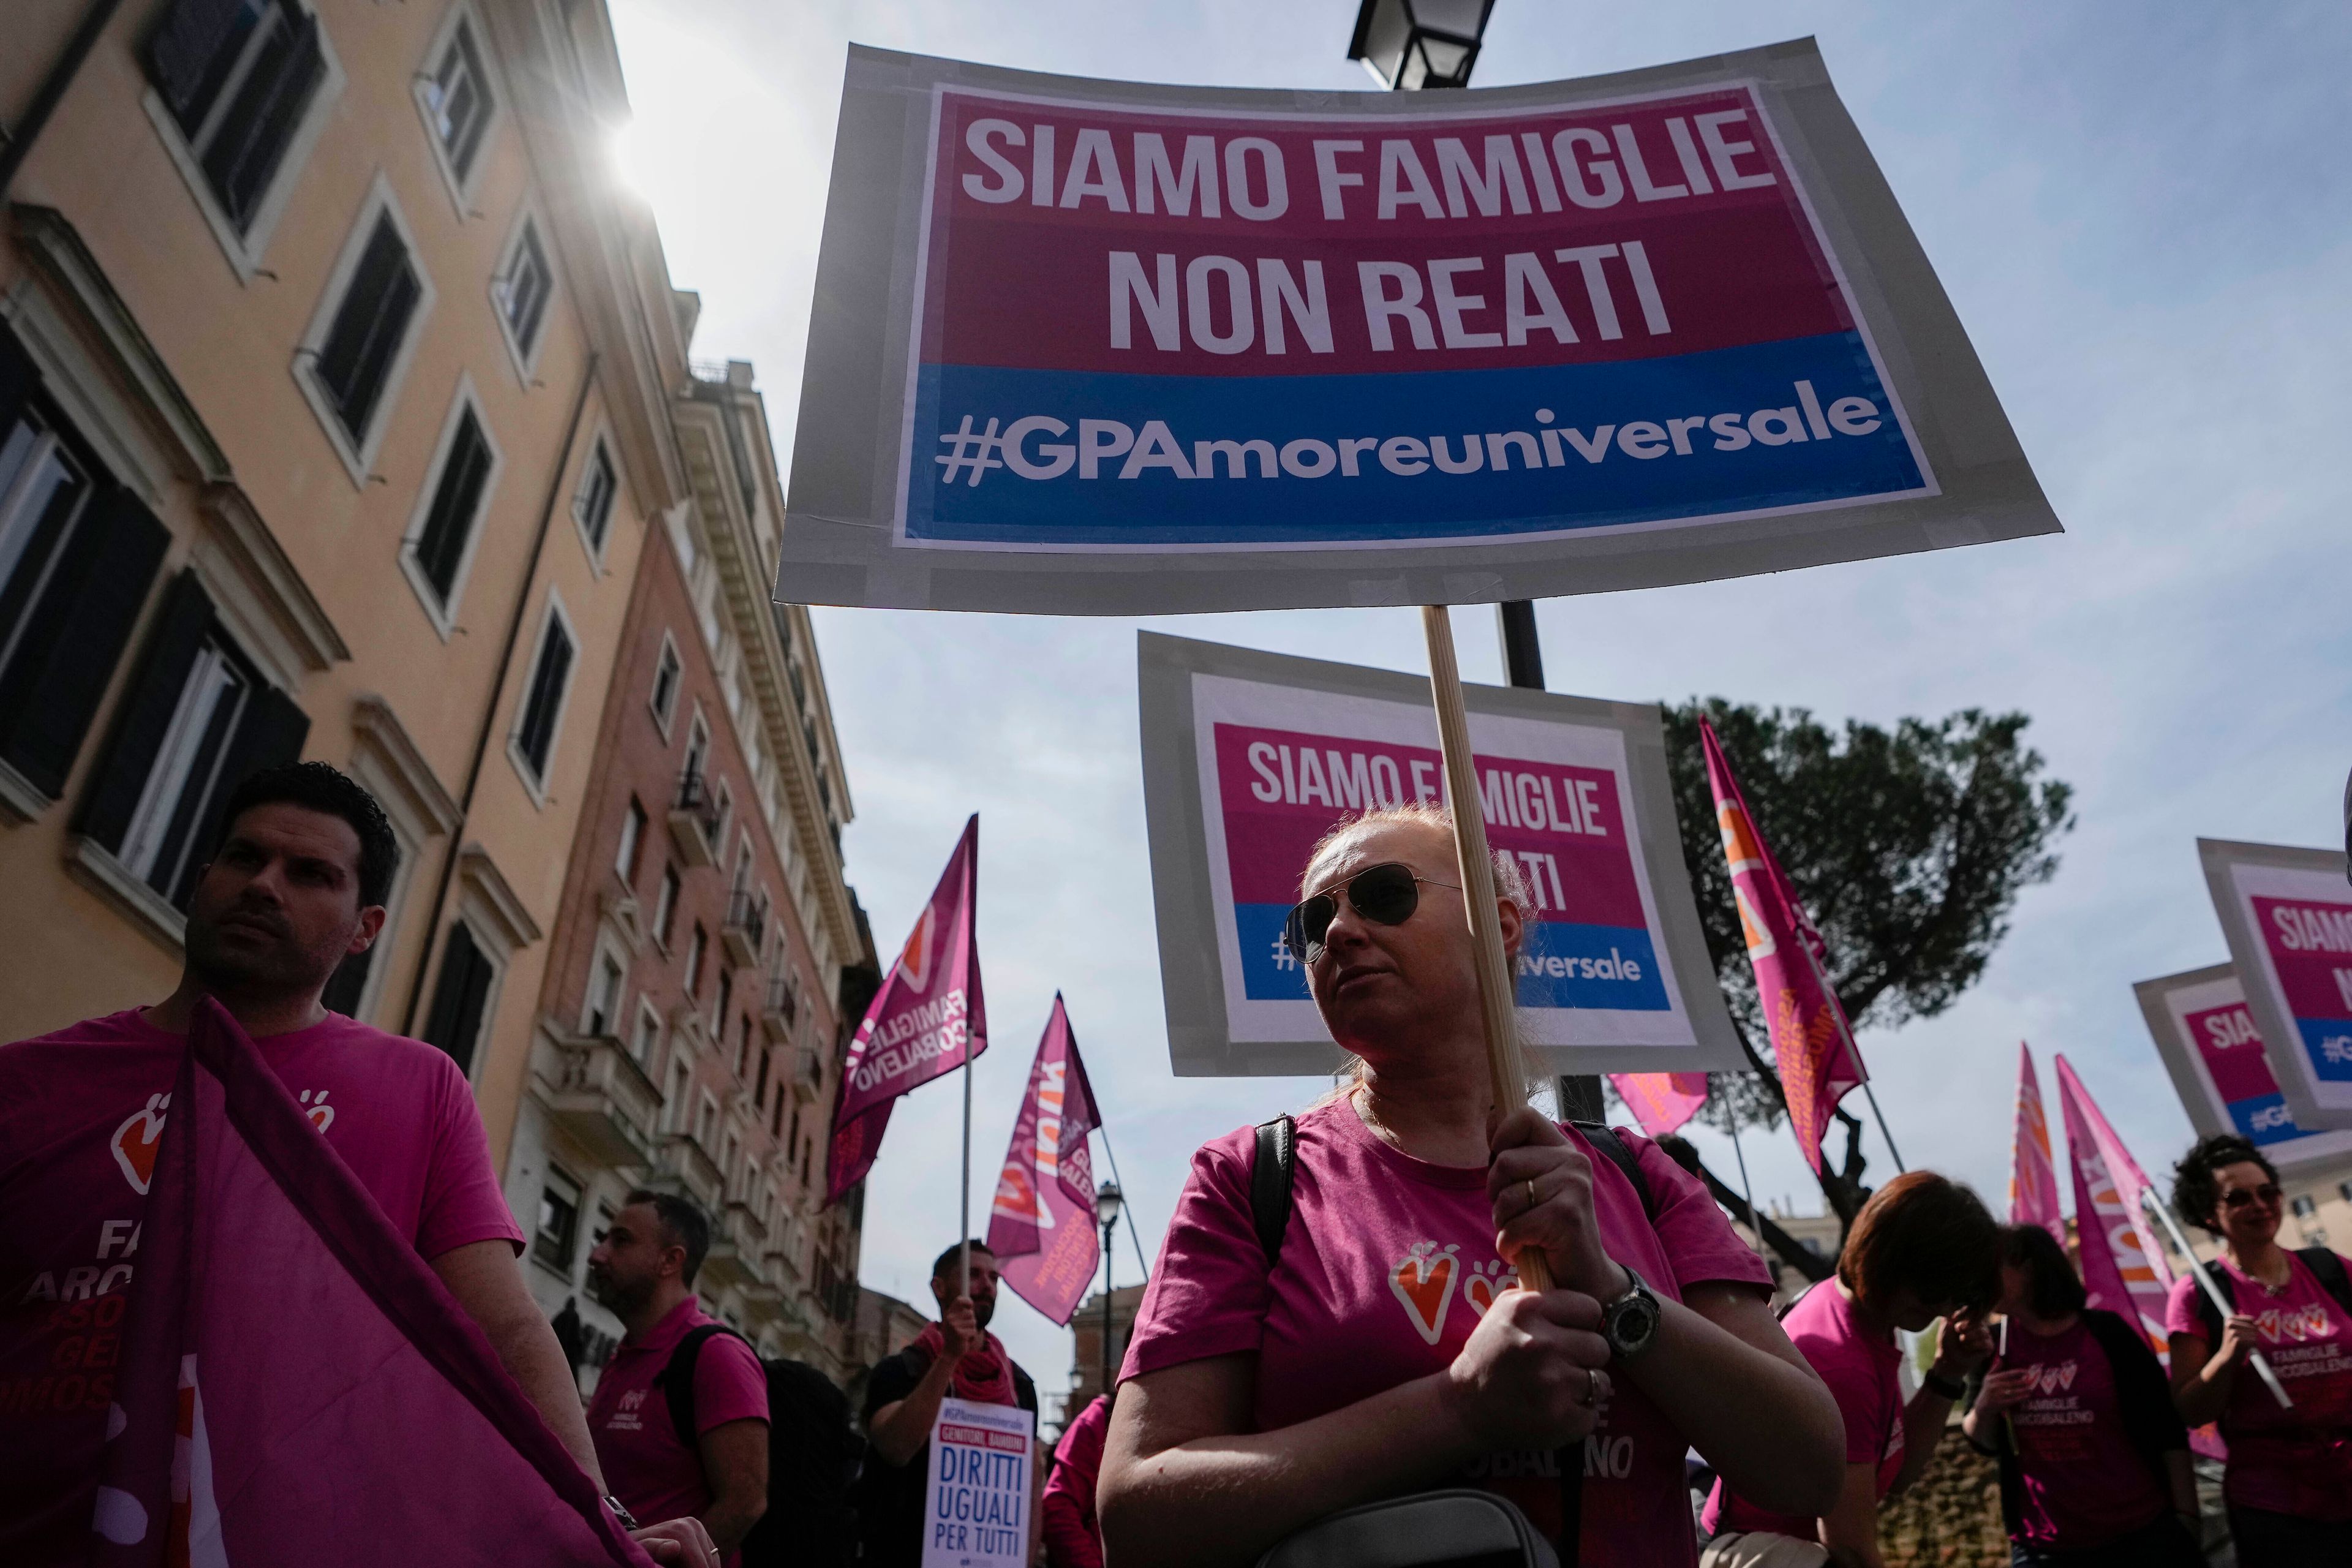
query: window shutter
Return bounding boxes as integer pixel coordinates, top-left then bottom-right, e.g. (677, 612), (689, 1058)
(413, 412), (492, 601)
(144, 0), (256, 131)
(315, 216), (421, 443)
(0, 486), (170, 797)
(0, 326), (37, 424)
(76, 570), (216, 854)
(204, 7), (325, 232)
(515, 615), (572, 777)
(423, 921), (494, 1073)
(164, 676), (309, 908)
(322, 943), (374, 1016)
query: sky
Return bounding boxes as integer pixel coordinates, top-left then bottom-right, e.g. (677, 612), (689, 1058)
(602, 0), (2352, 1417)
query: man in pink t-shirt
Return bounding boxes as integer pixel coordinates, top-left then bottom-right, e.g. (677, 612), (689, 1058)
(586, 1191), (771, 1563)
(1042, 1393), (1111, 1568)
(0, 764), (712, 1567)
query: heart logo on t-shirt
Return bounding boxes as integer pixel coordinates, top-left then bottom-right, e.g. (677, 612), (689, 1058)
(296, 1088), (335, 1133)
(111, 1093), (171, 1194)
(1461, 1259), (1518, 1319)
(1390, 1242), (1461, 1345)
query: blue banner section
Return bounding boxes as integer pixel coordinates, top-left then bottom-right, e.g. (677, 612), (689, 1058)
(2296, 1016), (2352, 1081)
(2226, 1093), (2304, 1145)
(908, 332), (1923, 547)
(1237, 903), (1668, 1011)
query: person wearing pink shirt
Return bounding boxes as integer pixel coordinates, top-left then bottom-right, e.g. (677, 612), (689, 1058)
(1962, 1224), (2198, 1567)
(1701, 1171), (2000, 1568)
(1042, 1393), (1110, 1568)
(584, 1191), (771, 1564)
(0, 763), (717, 1568)
(2163, 1134), (2352, 1567)
(1098, 801), (1845, 1568)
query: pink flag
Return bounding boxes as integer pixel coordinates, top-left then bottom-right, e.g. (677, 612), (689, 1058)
(1700, 721), (1869, 1175)
(986, 995), (1105, 1324)
(91, 1000), (651, 1566)
(2054, 1054), (2176, 1354)
(828, 816), (987, 1202)
(1609, 1072), (1709, 1139)
(2008, 1043), (2064, 1246)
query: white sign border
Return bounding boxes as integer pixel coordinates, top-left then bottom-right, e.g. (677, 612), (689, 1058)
(2133, 962), (2352, 1172)
(2199, 837), (2352, 1130)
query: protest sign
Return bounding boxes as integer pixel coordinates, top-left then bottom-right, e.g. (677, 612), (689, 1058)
(1137, 630), (1740, 1076)
(779, 39), (2055, 615)
(2199, 839), (2352, 1129)
(2135, 962), (2352, 1170)
(922, 1396), (1035, 1568)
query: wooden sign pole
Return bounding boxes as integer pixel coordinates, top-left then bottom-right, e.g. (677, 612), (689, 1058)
(1420, 605), (1554, 1294)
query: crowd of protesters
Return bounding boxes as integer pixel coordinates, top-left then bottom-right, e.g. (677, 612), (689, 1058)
(9, 765), (2352, 1567)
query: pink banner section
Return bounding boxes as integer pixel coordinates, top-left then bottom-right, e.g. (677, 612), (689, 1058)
(829, 816), (987, 1202)
(93, 1001), (650, 1567)
(987, 995), (1104, 1324)
(2054, 1054), (2176, 1355)
(1700, 720), (1868, 1174)
(1608, 1072), (1708, 1139)
(2007, 1044), (2064, 1246)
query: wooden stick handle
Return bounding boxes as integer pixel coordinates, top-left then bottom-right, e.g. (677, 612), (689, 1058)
(1420, 605), (1553, 1294)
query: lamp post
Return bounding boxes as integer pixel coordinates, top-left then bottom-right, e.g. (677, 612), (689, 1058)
(1346, 2), (1600, 1125)
(1095, 1178), (1124, 1404)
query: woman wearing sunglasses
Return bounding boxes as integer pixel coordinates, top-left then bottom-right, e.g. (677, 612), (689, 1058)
(1097, 804), (1844, 1568)
(2164, 1134), (2352, 1567)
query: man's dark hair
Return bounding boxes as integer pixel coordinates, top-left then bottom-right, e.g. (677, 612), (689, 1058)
(2000, 1224), (2087, 1320)
(213, 761), (400, 908)
(2171, 1133), (2278, 1236)
(933, 1240), (993, 1280)
(625, 1188), (712, 1286)
(1838, 1170), (2001, 1312)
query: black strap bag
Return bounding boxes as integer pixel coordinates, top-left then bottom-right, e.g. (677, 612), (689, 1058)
(1245, 1115), (1658, 1568)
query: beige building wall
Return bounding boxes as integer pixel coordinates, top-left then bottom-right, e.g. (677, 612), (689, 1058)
(0, 0), (687, 1182)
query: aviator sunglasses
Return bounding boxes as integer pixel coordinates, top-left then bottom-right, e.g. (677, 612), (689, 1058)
(2221, 1182), (2283, 1210)
(1281, 862), (1458, 965)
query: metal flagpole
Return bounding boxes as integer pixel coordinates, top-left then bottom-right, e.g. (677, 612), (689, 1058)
(959, 1054), (973, 1298)
(1098, 1127), (1151, 1283)
(1858, 1081), (1905, 1174)
(1728, 1117), (1764, 1258)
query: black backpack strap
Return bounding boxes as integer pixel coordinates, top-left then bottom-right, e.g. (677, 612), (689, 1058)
(2298, 1246), (2352, 1319)
(658, 1322), (752, 1451)
(1251, 1115), (1296, 1266)
(1570, 1121), (1656, 1223)
(2193, 1262), (2239, 1354)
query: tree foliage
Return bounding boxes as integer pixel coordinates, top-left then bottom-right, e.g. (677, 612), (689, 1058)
(1658, 699), (2075, 1219)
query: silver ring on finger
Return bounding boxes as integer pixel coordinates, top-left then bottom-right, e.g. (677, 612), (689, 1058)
(1524, 1178), (1540, 1216)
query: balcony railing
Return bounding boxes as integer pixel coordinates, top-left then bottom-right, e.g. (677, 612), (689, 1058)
(761, 969), (798, 1041)
(667, 767), (721, 867)
(539, 1033), (660, 1167)
(654, 1131), (724, 1208)
(723, 889), (766, 967)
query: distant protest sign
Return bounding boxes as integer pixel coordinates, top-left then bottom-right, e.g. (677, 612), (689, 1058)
(1137, 631), (1741, 1076)
(2134, 963), (2352, 1171)
(922, 1396), (1034, 1568)
(2201, 839), (2352, 1129)
(780, 39), (2056, 615)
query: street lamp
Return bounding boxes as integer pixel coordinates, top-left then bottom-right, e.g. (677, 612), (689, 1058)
(1095, 1179), (1124, 1404)
(1346, 0), (1496, 91)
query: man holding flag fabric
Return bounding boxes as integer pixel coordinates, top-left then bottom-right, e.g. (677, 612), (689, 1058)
(987, 995), (1104, 1324)
(0, 763), (712, 1565)
(1701, 720), (1874, 1175)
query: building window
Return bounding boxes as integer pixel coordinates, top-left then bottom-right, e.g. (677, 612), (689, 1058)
(685, 923), (707, 998)
(684, 714), (710, 788)
(2293, 1194), (2319, 1219)
(666, 1061), (691, 1133)
(584, 951), (623, 1036)
(418, 13), (494, 189)
(421, 919), (496, 1075)
(2340, 1180), (2352, 1207)
(493, 216), (554, 368)
(614, 796), (646, 886)
(714, 969), (733, 1042)
(654, 862), (680, 947)
(77, 571), (308, 910)
(632, 999), (663, 1068)
(403, 392), (499, 622)
(769, 1089), (783, 1140)
(534, 1167), (581, 1270)
(650, 636), (682, 732)
(144, 0), (328, 234)
(309, 206), (426, 453)
(696, 1091), (718, 1150)
(573, 438), (617, 560)
(754, 1044), (771, 1104)
(509, 600), (574, 789)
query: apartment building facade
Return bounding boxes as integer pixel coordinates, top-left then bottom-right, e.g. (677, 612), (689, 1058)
(503, 355), (880, 1383)
(0, 2), (684, 1193)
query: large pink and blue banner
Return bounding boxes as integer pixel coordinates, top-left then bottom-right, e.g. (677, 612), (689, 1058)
(2200, 840), (2352, 1130)
(2135, 963), (2352, 1172)
(781, 42), (2059, 616)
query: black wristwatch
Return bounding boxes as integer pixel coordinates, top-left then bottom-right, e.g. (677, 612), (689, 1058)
(1598, 1265), (1663, 1363)
(1922, 1368), (1967, 1400)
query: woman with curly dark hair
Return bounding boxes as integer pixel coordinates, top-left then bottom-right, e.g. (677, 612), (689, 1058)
(1963, 1225), (2198, 1566)
(2164, 1134), (2352, 1566)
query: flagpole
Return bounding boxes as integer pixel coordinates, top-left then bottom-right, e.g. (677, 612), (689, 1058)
(960, 1053), (973, 1299)
(1858, 1080), (1905, 1174)
(1420, 605), (1553, 1295)
(1098, 1126), (1151, 1283)
(1728, 1116), (1764, 1258)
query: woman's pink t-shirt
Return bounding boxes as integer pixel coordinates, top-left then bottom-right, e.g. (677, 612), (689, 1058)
(1996, 1317), (2166, 1548)
(1702, 1283), (1900, 1540)
(2163, 1253), (2352, 1520)
(1118, 1098), (1772, 1568)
